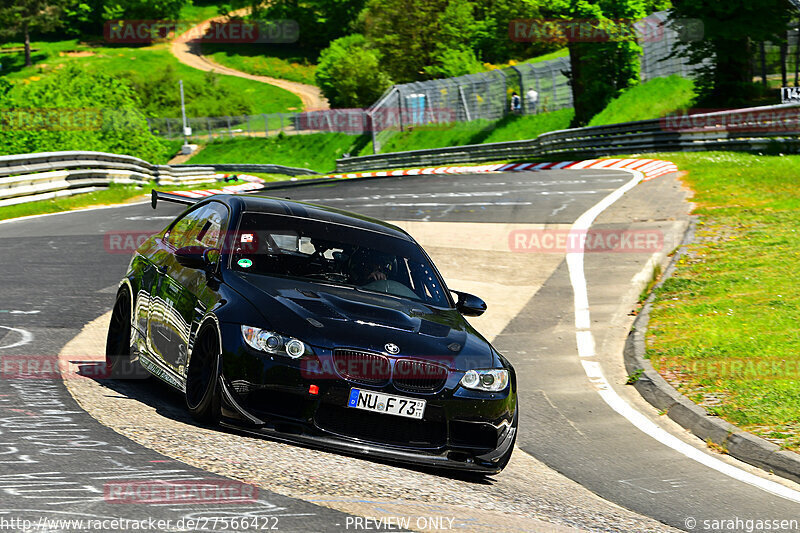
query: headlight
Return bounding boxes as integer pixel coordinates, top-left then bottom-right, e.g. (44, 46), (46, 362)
(460, 369), (509, 392)
(241, 325), (312, 359)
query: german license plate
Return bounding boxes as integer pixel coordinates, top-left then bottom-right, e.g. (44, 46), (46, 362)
(347, 388), (426, 420)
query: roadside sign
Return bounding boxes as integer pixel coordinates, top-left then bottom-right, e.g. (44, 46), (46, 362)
(781, 87), (800, 103)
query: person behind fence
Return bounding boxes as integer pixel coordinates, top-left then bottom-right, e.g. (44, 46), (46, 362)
(527, 88), (539, 113)
(510, 92), (521, 113)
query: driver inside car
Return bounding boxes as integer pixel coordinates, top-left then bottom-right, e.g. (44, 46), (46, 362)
(349, 249), (394, 285)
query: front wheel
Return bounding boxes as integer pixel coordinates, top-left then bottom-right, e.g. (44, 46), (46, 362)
(185, 327), (221, 423)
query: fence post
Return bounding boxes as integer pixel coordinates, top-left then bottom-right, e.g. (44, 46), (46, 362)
(246, 116), (252, 136)
(398, 89), (405, 132)
(369, 110), (379, 153)
(458, 86), (472, 122)
(551, 65), (558, 108)
(206, 117), (213, 140)
(226, 116), (233, 138)
(166, 119), (172, 139)
(263, 114), (269, 136)
(498, 70), (508, 117)
(536, 70), (542, 114)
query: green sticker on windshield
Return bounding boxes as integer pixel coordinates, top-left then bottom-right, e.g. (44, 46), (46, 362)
(237, 258), (253, 268)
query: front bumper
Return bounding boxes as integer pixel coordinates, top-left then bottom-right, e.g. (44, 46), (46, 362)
(218, 324), (517, 473)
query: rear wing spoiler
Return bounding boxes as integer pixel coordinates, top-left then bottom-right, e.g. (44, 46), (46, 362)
(151, 190), (199, 209)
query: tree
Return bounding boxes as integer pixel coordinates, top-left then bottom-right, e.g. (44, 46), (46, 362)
(471, 0), (556, 64)
(545, 0), (647, 126)
(315, 34), (392, 108)
(100, 0), (188, 20)
(670, 0), (793, 106)
(362, 0), (483, 83)
(225, 0), (367, 55)
(0, 0), (65, 67)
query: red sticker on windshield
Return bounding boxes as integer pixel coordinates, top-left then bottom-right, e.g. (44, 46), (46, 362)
(241, 233), (254, 243)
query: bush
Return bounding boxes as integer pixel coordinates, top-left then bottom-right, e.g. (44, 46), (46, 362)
(118, 66), (254, 118)
(423, 48), (484, 79)
(315, 35), (392, 108)
(0, 65), (171, 162)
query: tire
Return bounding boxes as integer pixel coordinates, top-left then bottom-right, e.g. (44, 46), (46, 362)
(105, 289), (136, 379)
(185, 326), (221, 423)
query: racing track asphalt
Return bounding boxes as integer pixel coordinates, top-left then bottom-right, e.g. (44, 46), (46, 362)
(0, 169), (799, 532)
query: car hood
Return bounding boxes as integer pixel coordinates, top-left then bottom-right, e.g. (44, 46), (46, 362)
(227, 273), (497, 370)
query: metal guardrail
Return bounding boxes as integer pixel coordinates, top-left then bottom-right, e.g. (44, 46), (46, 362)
(0, 151), (216, 208)
(183, 163), (319, 176)
(0, 151), (320, 208)
(336, 104), (800, 172)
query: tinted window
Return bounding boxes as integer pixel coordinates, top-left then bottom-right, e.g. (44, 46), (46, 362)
(231, 212), (450, 307)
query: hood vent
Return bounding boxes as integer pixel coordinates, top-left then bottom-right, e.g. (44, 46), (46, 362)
(289, 298), (346, 320)
(418, 320), (451, 338)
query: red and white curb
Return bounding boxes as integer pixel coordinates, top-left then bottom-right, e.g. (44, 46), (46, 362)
(325, 158), (678, 183)
(168, 174), (266, 198)
(168, 159), (679, 198)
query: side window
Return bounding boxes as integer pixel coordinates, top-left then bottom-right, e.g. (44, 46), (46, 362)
(166, 202), (229, 250)
(194, 203), (228, 249)
(166, 206), (204, 248)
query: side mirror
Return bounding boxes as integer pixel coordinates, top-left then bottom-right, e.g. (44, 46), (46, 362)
(452, 291), (487, 317)
(175, 246), (219, 271)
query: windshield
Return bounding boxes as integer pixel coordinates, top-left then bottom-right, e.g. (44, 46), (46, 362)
(230, 212), (451, 308)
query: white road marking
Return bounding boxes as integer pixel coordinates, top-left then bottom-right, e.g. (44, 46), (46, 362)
(124, 216), (175, 221)
(567, 170), (800, 503)
(0, 326), (33, 350)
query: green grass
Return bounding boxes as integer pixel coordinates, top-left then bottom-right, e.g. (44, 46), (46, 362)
(184, 111), (574, 170)
(186, 133), (370, 172)
(645, 151), (800, 451)
(589, 75), (696, 126)
(179, 0), (222, 21)
(377, 109), (574, 153)
(524, 48), (569, 64)
(1, 40), (302, 116)
(0, 177), (288, 222)
(202, 44), (318, 86)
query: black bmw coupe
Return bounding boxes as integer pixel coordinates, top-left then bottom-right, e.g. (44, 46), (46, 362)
(106, 190), (517, 473)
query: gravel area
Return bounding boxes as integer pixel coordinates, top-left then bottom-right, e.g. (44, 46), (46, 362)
(61, 313), (679, 533)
